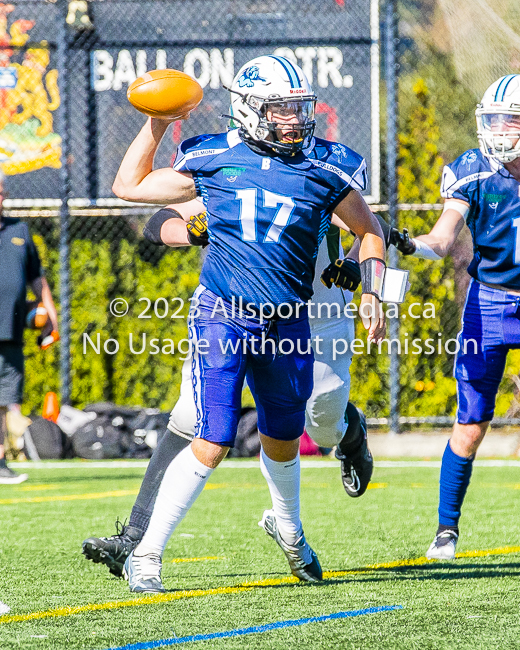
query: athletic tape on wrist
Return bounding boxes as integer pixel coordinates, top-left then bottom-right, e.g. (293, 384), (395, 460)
(360, 258), (386, 299)
(411, 238), (442, 261)
(443, 200), (469, 219)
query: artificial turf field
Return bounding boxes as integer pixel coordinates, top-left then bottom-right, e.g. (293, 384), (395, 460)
(1, 459), (520, 650)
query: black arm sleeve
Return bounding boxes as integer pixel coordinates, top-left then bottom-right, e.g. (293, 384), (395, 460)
(143, 208), (184, 245)
(374, 214), (391, 246)
(25, 227), (42, 282)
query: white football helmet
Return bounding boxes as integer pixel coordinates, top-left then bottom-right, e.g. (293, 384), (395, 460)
(228, 55), (317, 156)
(476, 74), (520, 163)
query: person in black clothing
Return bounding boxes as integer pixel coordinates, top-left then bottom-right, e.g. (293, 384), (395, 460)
(0, 174), (59, 483)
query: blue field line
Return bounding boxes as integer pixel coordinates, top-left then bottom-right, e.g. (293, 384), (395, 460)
(102, 605), (403, 650)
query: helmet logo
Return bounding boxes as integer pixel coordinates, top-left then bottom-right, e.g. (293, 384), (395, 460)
(237, 65), (266, 88)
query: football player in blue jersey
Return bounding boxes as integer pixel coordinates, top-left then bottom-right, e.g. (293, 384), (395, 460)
(111, 55), (385, 592)
(82, 203), (373, 579)
(390, 74), (520, 560)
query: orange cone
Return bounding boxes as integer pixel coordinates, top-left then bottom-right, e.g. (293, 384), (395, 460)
(42, 392), (60, 423)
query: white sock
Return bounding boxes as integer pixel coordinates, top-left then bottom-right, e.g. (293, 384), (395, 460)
(260, 448), (301, 545)
(136, 445), (213, 557)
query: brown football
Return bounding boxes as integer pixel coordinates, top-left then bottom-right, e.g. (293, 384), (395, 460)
(25, 301), (48, 330)
(127, 69), (203, 119)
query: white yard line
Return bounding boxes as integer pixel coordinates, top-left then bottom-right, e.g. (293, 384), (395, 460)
(9, 459), (520, 470)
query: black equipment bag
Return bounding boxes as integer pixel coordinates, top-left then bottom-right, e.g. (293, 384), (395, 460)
(23, 417), (74, 460)
(72, 415), (130, 459)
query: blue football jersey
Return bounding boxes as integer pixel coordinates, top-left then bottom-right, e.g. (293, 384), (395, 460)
(441, 149), (520, 289)
(173, 130), (366, 307)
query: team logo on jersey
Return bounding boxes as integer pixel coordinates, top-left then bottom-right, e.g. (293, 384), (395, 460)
(11, 237), (24, 246)
(461, 151), (477, 166)
(484, 193), (506, 204)
(222, 166), (246, 182)
(237, 66), (266, 88)
(331, 144), (347, 160)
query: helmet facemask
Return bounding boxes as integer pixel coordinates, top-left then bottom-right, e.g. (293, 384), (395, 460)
(476, 109), (520, 163)
(232, 93), (316, 156)
(259, 96), (316, 155)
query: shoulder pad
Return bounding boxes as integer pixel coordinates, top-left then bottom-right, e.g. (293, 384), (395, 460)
(177, 133), (222, 156)
(173, 132), (233, 171)
(441, 149), (496, 199)
(449, 149), (489, 175)
(311, 138), (367, 191)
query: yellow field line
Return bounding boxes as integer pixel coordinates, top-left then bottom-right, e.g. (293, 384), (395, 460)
(19, 484), (60, 492)
(170, 556), (225, 564)
(0, 482), (387, 506)
(322, 545), (520, 578)
(0, 490), (139, 505)
(0, 483), (254, 505)
(1, 544), (518, 626)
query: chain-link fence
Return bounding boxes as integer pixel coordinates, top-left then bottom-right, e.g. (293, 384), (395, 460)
(4, 0), (520, 427)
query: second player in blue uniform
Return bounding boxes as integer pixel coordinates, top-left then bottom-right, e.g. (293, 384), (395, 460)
(391, 74), (520, 559)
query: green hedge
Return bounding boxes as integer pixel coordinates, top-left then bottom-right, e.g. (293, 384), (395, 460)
(24, 229), (200, 415)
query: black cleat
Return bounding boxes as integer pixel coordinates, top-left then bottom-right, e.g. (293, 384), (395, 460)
(336, 404), (373, 498)
(82, 522), (142, 577)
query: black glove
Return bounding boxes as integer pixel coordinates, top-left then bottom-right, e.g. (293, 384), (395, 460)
(321, 258), (361, 291)
(389, 227), (416, 255)
(187, 211), (209, 248)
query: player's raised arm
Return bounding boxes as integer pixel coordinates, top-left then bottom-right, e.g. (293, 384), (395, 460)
(334, 190), (386, 342)
(112, 117), (197, 204)
(390, 199), (468, 260)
